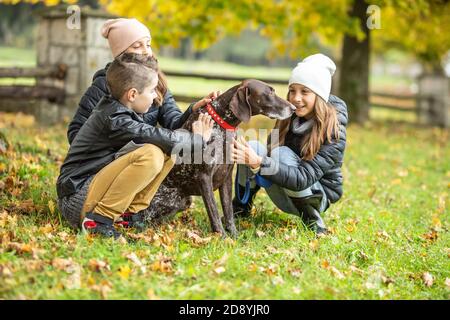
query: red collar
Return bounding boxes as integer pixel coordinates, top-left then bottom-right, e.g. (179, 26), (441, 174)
(205, 102), (237, 131)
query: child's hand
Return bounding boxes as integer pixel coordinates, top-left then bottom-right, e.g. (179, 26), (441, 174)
(192, 91), (222, 111)
(192, 113), (214, 142)
(231, 136), (262, 169)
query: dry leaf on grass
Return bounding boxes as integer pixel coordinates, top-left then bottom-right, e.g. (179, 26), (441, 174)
(186, 230), (212, 246)
(150, 255), (173, 274)
(126, 252), (146, 274)
(329, 266), (345, 279)
(88, 259), (110, 272)
(256, 230), (266, 238)
(213, 266), (226, 275)
(117, 266), (131, 280)
(422, 272), (434, 287)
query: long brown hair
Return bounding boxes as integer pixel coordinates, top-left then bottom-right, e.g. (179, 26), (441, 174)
(148, 54), (168, 106)
(269, 95), (340, 160)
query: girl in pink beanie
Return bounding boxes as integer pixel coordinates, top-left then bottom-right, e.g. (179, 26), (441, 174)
(101, 18), (153, 58)
(65, 18), (220, 229)
(67, 17), (220, 144)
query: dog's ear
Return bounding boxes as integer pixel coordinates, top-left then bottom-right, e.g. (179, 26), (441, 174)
(230, 86), (252, 123)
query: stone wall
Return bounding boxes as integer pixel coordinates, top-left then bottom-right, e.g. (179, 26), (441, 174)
(34, 6), (115, 124)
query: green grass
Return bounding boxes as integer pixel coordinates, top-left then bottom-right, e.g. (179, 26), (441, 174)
(0, 111), (448, 300)
(0, 46), (448, 299)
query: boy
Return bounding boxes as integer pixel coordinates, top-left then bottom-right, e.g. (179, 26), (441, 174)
(57, 53), (213, 238)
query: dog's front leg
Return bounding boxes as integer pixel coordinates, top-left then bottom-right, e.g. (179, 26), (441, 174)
(219, 169), (238, 238)
(199, 175), (226, 237)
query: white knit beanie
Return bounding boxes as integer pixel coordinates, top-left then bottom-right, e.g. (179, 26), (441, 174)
(288, 53), (336, 102)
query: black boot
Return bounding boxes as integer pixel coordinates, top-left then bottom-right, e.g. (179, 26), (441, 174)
(232, 185), (260, 218)
(289, 193), (329, 236)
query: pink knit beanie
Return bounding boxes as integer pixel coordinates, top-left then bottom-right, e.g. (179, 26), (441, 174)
(101, 18), (151, 58)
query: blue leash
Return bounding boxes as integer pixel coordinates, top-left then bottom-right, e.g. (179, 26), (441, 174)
(235, 165), (251, 204)
(235, 165), (272, 205)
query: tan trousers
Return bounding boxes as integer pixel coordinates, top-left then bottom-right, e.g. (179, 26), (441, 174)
(81, 144), (175, 222)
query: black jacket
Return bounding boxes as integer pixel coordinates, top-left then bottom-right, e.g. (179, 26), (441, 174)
(57, 96), (203, 199)
(261, 95), (348, 203)
(67, 64), (192, 145)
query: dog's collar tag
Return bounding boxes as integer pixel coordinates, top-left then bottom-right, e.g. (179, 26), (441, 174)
(206, 102), (237, 131)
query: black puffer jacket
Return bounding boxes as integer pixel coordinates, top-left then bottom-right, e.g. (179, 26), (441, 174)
(57, 95), (204, 199)
(67, 63), (193, 145)
(260, 95), (348, 203)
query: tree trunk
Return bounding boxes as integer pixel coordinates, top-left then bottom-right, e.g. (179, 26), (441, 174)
(339, 0), (370, 124)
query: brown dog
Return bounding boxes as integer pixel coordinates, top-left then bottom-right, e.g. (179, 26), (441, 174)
(141, 79), (295, 237)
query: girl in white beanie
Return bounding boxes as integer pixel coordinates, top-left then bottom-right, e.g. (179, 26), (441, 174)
(231, 53), (348, 236)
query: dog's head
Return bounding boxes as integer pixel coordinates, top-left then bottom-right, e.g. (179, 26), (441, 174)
(229, 79), (295, 123)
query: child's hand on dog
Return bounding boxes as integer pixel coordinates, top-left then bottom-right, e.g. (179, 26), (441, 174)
(192, 113), (214, 142)
(192, 91), (222, 111)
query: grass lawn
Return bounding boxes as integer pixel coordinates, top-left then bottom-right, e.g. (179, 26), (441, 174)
(0, 46), (448, 299)
(0, 110), (448, 299)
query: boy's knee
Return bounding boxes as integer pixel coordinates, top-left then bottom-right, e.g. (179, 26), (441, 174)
(135, 144), (165, 172)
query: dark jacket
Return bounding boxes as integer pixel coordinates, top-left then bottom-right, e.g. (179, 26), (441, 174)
(67, 63), (193, 145)
(261, 94), (348, 203)
(57, 95), (203, 199)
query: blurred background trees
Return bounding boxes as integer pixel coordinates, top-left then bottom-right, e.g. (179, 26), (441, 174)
(1, 0), (449, 124)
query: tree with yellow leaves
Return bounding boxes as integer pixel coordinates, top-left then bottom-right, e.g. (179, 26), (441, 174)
(3, 0), (450, 123)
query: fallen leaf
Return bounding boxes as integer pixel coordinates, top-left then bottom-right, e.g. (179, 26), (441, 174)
(0, 265), (13, 277)
(48, 200), (55, 215)
(309, 239), (319, 251)
(292, 287), (301, 294)
(117, 236), (127, 245)
(289, 268), (302, 278)
(256, 230), (266, 238)
(349, 265), (364, 275)
(445, 278), (450, 289)
(376, 230), (391, 241)
(248, 262), (258, 272)
(117, 266), (132, 280)
(126, 252), (146, 274)
(63, 264), (82, 289)
(7, 242), (33, 255)
(91, 281), (112, 299)
(213, 252), (229, 267)
(39, 224), (53, 234)
(265, 264), (278, 276)
(88, 259), (110, 272)
(213, 266), (226, 275)
(150, 255), (173, 273)
(321, 260), (330, 269)
(147, 288), (160, 300)
(271, 276), (284, 285)
(422, 272), (434, 287)
(186, 230), (212, 246)
(329, 266), (345, 279)
(52, 258), (74, 271)
(421, 230), (438, 242)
